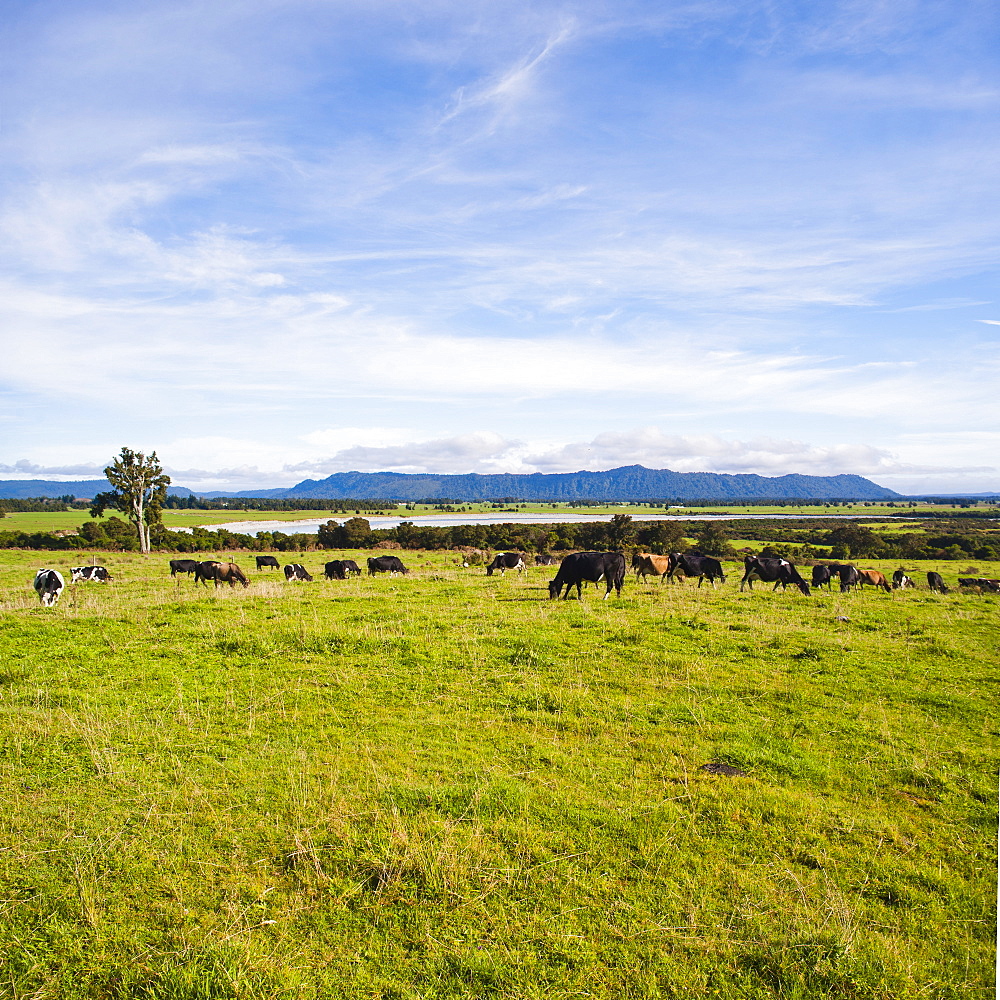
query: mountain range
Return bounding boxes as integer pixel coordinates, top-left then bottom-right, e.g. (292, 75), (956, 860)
(0, 466), (902, 500)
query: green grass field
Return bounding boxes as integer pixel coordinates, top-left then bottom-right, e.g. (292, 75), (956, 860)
(1, 550), (996, 998)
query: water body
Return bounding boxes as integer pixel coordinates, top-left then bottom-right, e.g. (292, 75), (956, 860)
(186, 511), (909, 536)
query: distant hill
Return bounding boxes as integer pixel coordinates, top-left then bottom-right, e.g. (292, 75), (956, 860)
(274, 465), (899, 501)
(0, 466), (902, 501)
(0, 480), (195, 499)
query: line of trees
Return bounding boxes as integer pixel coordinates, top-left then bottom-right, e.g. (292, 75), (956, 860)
(3, 512), (997, 561)
(163, 496), (398, 512)
(0, 497), (89, 514)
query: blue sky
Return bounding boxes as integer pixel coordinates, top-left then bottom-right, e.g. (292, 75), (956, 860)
(2, 0), (998, 493)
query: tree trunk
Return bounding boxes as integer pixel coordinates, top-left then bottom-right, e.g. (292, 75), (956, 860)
(135, 491), (149, 554)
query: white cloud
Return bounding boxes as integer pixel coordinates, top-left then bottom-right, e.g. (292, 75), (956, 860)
(2, 0), (999, 495)
(0, 460), (107, 479)
(4, 425), (998, 494)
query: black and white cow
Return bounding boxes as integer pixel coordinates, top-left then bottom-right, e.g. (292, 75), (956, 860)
(71, 565), (112, 583)
(668, 553), (725, 588)
(535, 554), (558, 566)
(740, 556), (810, 596)
(169, 559), (199, 577)
(891, 570), (915, 590)
(340, 559), (362, 576)
(838, 565), (862, 593)
(959, 578), (1000, 593)
(256, 555), (280, 570)
(284, 563), (313, 582)
(33, 569), (65, 606)
(486, 553), (525, 576)
(368, 556), (408, 576)
(548, 551), (625, 600)
(926, 571), (949, 594)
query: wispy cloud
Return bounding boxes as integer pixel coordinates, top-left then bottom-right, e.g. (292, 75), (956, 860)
(2, 0), (999, 492)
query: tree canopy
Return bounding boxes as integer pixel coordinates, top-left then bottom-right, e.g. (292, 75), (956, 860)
(91, 448), (171, 553)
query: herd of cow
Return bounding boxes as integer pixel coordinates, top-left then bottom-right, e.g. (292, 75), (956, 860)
(28, 550), (999, 607)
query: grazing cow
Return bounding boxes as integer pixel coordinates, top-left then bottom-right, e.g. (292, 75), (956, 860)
(324, 560), (348, 580)
(838, 565), (862, 593)
(632, 552), (675, 583)
(548, 551), (626, 600)
(71, 565), (112, 583)
(341, 559), (362, 576)
(811, 564), (845, 590)
(926, 571), (949, 594)
(194, 561), (222, 586)
(368, 555), (409, 576)
(740, 556), (810, 596)
(858, 569), (892, 593)
(33, 568), (65, 607)
(891, 570), (915, 590)
(169, 559), (199, 577)
(284, 563), (313, 582)
(535, 554), (558, 566)
(195, 561), (249, 588)
(486, 553), (525, 576)
(668, 553), (724, 588)
(256, 556), (280, 571)
(959, 578), (1000, 593)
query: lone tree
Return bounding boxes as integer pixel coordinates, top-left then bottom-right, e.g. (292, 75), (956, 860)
(91, 447), (171, 554)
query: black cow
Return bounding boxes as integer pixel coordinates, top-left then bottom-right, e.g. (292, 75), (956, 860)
(487, 553), (525, 576)
(535, 554), (558, 566)
(926, 571), (949, 594)
(838, 565), (861, 593)
(811, 564), (844, 590)
(324, 560), (348, 580)
(341, 559), (362, 576)
(548, 551), (625, 600)
(959, 578), (1000, 593)
(368, 556), (408, 576)
(71, 565), (112, 583)
(170, 559), (199, 577)
(33, 568), (65, 607)
(892, 570), (915, 590)
(740, 556), (810, 596)
(284, 563), (313, 582)
(256, 556), (280, 570)
(668, 553), (725, 588)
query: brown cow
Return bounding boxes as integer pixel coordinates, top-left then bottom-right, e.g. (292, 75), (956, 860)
(858, 569), (892, 593)
(631, 552), (675, 582)
(195, 561), (249, 588)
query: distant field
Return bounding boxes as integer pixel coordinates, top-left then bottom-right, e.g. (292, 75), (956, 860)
(0, 510), (371, 533)
(1, 549), (996, 998)
(3, 499), (993, 536)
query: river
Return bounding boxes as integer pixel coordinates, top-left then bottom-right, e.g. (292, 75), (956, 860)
(181, 510), (911, 536)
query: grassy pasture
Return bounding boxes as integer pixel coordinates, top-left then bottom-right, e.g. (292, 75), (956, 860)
(1, 550), (997, 999)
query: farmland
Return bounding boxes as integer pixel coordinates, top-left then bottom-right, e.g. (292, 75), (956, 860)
(2, 497), (997, 537)
(1, 549), (997, 998)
